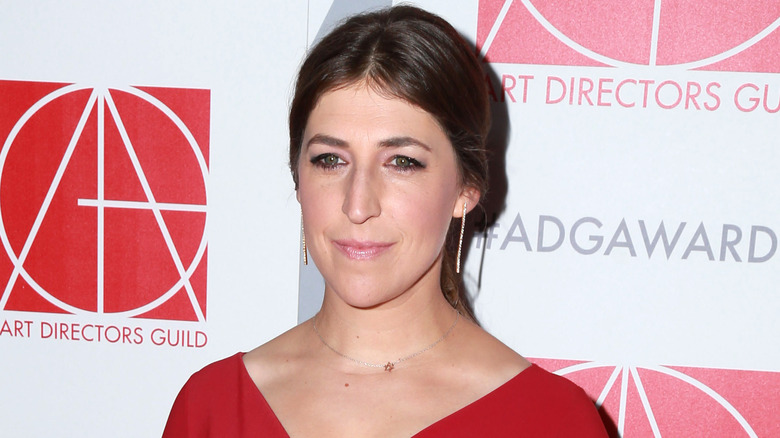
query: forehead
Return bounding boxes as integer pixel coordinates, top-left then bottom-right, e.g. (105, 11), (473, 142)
(304, 83), (448, 143)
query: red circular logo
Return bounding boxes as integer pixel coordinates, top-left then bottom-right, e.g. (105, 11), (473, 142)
(0, 82), (209, 321)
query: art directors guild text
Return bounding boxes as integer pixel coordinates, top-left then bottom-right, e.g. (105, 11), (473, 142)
(0, 318), (207, 348)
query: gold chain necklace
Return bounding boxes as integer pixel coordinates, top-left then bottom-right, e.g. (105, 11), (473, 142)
(313, 311), (459, 372)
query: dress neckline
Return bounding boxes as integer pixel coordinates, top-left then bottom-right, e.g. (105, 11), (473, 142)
(235, 352), (536, 437)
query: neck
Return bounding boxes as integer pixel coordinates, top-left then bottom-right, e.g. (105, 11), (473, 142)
(313, 284), (458, 370)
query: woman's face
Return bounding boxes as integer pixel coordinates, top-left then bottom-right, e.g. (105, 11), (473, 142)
(298, 83), (475, 309)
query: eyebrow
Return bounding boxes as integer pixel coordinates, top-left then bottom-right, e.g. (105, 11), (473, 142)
(306, 134), (347, 148)
(306, 134), (432, 152)
(379, 136), (432, 151)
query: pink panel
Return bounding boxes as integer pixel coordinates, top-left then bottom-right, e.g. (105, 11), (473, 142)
(530, 359), (780, 436)
(478, 0), (608, 66)
(657, 0), (780, 66)
(478, 0), (780, 72)
(533, 0), (655, 65)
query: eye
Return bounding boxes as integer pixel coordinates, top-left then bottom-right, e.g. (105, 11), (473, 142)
(311, 153), (345, 169)
(390, 155), (424, 171)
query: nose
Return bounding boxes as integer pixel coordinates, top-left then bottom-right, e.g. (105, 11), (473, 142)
(342, 166), (381, 224)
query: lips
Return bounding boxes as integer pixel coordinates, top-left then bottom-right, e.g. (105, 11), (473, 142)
(332, 239), (394, 260)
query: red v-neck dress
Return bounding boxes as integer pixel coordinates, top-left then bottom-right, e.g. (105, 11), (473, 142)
(163, 353), (607, 437)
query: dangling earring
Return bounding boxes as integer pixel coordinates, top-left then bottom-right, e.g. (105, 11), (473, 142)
(301, 213), (308, 265)
(456, 202), (467, 274)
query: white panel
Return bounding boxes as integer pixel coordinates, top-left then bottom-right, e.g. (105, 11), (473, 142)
(0, 1), (307, 436)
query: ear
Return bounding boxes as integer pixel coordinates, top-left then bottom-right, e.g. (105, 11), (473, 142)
(453, 186), (480, 218)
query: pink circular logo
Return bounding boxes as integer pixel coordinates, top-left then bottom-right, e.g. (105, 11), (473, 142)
(478, 0), (780, 72)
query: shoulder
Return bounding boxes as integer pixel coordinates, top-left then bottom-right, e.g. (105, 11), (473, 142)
(168, 353), (247, 410)
(163, 352), (290, 437)
(504, 364), (607, 436)
(446, 322), (604, 435)
(162, 353), (247, 436)
(516, 364), (592, 404)
(445, 319), (531, 386)
(177, 352), (246, 400)
(242, 321), (314, 390)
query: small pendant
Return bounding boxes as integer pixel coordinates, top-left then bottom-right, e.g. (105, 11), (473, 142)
(384, 362), (394, 372)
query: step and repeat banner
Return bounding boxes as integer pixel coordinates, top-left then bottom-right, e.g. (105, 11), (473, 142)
(1, 1), (778, 437)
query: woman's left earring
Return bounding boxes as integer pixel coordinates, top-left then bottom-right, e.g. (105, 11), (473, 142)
(456, 202), (467, 274)
(301, 213), (308, 266)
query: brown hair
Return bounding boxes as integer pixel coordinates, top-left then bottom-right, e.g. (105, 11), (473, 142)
(289, 5), (489, 317)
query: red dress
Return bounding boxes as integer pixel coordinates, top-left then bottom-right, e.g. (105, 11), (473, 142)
(163, 353), (607, 437)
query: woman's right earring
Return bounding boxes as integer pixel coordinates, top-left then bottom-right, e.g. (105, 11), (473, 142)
(301, 214), (308, 266)
(456, 202), (467, 274)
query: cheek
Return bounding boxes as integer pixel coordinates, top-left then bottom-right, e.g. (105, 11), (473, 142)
(299, 176), (323, 213)
(391, 187), (455, 243)
(299, 186), (334, 223)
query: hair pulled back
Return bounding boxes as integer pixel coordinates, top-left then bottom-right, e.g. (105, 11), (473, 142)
(289, 5), (489, 316)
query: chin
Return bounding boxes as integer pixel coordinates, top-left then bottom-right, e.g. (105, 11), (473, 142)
(335, 290), (395, 310)
(326, 279), (402, 310)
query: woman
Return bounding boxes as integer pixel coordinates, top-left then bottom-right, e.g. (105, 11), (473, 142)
(164, 5), (607, 437)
